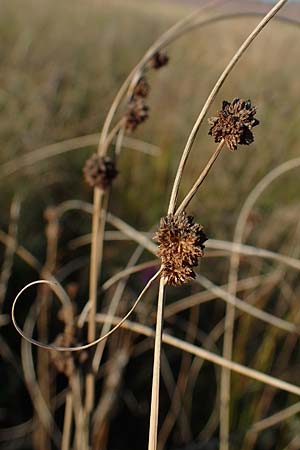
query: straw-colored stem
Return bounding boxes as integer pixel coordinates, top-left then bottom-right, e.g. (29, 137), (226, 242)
(94, 314), (300, 397)
(220, 90), (296, 450)
(61, 393), (73, 450)
(148, 277), (166, 450)
(168, 0), (288, 215)
(85, 189), (107, 419)
(176, 140), (224, 215)
(97, 6), (210, 151)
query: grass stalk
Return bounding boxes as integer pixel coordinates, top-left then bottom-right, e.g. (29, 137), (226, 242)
(168, 0), (288, 215)
(148, 277), (166, 450)
(176, 140), (224, 215)
(85, 187), (104, 416)
(61, 393), (73, 450)
(94, 314), (300, 397)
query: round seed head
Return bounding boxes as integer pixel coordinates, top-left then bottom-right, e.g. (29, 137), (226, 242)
(149, 51), (169, 70)
(125, 98), (149, 132)
(133, 76), (150, 98)
(153, 212), (207, 286)
(83, 154), (118, 189)
(208, 98), (259, 151)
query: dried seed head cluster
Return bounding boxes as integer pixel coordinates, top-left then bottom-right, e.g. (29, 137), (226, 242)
(83, 154), (118, 189)
(125, 76), (150, 132)
(125, 98), (149, 132)
(50, 307), (88, 378)
(154, 212), (207, 286)
(208, 98), (259, 151)
(125, 51), (169, 133)
(133, 76), (150, 98)
(148, 51), (169, 70)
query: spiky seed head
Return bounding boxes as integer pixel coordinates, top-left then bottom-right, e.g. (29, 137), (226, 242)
(83, 154), (118, 189)
(153, 212), (207, 286)
(208, 98), (259, 151)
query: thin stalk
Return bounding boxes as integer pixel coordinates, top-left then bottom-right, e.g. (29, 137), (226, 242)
(85, 188), (103, 416)
(61, 393), (73, 450)
(176, 140), (224, 215)
(148, 277), (166, 450)
(168, 0), (288, 214)
(85, 190), (107, 415)
(98, 3), (219, 150)
(94, 314), (300, 397)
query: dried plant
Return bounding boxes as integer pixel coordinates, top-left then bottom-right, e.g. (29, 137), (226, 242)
(208, 98), (259, 151)
(3, 2), (299, 450)
(83, 154), (118, 189)
(153, 212), (207, 286)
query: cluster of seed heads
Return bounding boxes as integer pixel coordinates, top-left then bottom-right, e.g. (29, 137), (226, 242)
(208, 98), (259, 151)
(125, 51), (169, 133)
(154, 212), (207, 286)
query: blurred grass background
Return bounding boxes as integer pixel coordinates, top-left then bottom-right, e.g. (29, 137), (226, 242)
(1, 0), (300, 449)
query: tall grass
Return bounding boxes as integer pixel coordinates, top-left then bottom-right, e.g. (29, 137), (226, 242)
(1, 1), (300, 450)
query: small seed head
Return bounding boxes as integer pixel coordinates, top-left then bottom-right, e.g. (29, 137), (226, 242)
(149, 51), (169, 70)
(153, 212), (207, 286)
(125, 98), (149, 132)
(133, 76), (150, 98)
(208, 98), (259, 151)
(83, 154), (118, 189)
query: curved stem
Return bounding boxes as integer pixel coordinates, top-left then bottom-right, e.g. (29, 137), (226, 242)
(168, 0), (288, 215)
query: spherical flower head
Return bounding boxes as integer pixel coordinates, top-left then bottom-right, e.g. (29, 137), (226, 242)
(125, 98), (149, 132)
(153, 212), (207, 286)
(208, 98), (259, 151)
(148, 51), (169, 70)
(83, 154), (118, 189)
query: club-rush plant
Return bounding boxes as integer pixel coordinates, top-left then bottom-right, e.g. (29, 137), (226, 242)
(10, 1), (293, 450)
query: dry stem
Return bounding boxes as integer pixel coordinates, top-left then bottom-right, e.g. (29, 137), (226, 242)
(176, 140), (224, 215)
(148, 277), (166, 450)
(168, 0), (288, 215)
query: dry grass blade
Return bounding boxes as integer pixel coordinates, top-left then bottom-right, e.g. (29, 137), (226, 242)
(0, 134), (160, 180)
(21, 305), (61, 449)
(61, 394), (73, 450)
(12, 272), (161, 352)
(0, 195), (20, 311)
(221, 156), (300, 449)
(196, 273), (299, 334)
(168, 0), (289, 213)
(249, 401), (300, 434)
(94, 314), (300, 397)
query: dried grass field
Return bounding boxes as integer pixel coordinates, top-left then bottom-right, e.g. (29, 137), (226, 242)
(1, 1), (300, 450)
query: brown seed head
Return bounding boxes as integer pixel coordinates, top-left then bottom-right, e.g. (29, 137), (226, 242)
(149, 51), (169, 70)
(208, 98), (259, 151)
(83, 154), (118, 189)
(133, 76), (150, 98)
(153, 212), (207, 286)
(125, 98), (149, 132)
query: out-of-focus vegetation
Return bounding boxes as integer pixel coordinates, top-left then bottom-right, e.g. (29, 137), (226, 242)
(1, 0), (299, 232)
(1, 1), (300, 449)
